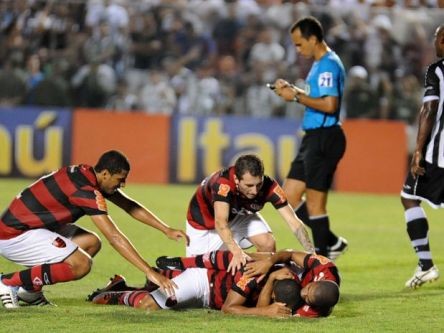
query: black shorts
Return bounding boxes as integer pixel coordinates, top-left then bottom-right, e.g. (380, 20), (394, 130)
(287, 126), (346, 191)
(401, 162), (444, 207)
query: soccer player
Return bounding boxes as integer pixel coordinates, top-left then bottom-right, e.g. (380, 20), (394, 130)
(89, 260), (298, 318)
(0, 150), (188, 308)
(90, 249), (340, 318)
(400, 25), (444, 288)
(243, 250), (340, 317)
(271, 16), (347, 259)
(157, 249), (340, 317)
(184, 153), (315, 274)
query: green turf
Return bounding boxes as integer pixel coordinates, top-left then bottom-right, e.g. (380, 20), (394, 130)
(1, 178), (443, 332)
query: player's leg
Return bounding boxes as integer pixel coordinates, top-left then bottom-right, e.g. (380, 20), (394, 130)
(185, 221), (225, 256)
(0, 229), (91, 307)
(231, 213), (275, 252)
(149, 268), (210, 310)
(157, 250), (233, 271)
(401, 166), (440, 288)
(56, 224), (102, 257)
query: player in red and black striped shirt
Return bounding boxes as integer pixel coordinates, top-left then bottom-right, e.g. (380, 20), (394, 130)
(88, 256), (298, 318)
(0, 150), (188, 309)
(185, 154), (314, 276)
(244, 250), (340, 317)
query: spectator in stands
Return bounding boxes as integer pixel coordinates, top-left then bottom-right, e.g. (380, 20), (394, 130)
(343, 65), (378, 119)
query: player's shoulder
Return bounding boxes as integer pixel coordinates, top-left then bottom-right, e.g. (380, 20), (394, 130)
(424, 60), (444, 86)
(321, 51), (343, 66)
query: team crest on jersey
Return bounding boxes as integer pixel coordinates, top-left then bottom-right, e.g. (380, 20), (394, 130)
(236, 275), (254, 291)
(318, 72), (333, 87)
(52, 237), (66, 248)
(94, 190), (108, 211)
(217, 184), (230, 197)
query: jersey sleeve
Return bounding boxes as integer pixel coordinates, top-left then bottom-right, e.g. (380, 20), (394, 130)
(231, 273), (259, 298)
(70, 188), (108, 215)
(265, 178), (288, 209)
(317, 59), (341, 97)
(423, 64), (440, 102)
(211, 180), (235, 204)
(295, 304), (322, 317)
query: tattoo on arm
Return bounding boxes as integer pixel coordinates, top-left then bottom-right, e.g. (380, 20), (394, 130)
(294, 227), (315, 253)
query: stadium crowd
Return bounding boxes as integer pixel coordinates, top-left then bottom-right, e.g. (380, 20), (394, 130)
(1, 0), (444, 124)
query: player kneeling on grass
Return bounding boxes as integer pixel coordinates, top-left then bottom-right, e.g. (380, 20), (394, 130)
(0, 150), (188, 309)
(88, 249), (340, 318)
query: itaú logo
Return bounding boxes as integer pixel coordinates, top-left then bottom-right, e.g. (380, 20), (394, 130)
(0, 111), (64, 177)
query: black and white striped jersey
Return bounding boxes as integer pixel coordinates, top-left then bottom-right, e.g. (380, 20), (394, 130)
(423, 59), (444, 168)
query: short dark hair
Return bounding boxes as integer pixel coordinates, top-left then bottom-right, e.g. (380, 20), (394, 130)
(94, 150), (130, 175)
(290, 16), (324, 42)
(273, 279), (304, 314)
(234, 154), (264, 180)
(310, 280), (340, 308)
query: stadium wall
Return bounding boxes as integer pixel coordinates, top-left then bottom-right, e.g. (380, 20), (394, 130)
(0, 107), (407, 194)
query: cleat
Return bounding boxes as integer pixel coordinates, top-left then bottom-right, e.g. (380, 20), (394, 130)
(17, 288), (55, 306)
(86, 274), (128, 302)
(405, 265), (439, 289)
(0, 275), (19, 309)
(155, 256), (184, 271)
(328, 237), (348, 261)
(90, 291), (122, 305)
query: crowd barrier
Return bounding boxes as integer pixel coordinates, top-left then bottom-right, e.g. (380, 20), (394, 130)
(0, 107), (407, 194)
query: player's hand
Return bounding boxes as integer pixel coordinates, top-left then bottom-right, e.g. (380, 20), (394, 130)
(269, 267), (293, 281)
(146, 269), (177, 297)
(244, 257), (273, 278)
(410, 150), (425, 178)
(227, 249), (251, 275)
(265, 302), (292, 318)
(165, 228), (190, 246)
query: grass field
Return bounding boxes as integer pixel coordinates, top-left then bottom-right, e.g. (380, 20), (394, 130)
(0, 178), (443, 333)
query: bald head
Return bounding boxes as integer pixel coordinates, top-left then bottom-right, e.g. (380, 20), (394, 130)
(434, 25), (444, 58)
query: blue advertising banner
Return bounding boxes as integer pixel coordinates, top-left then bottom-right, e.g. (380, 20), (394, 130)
(169, 115), (303, 184)
(0, 106), (72, 178)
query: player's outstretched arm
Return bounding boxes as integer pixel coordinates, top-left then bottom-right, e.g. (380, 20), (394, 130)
(222, 289), (291, 318)
(108, 190), (189, 245)
(277, 204), (315, 253)
(214, 201), (251, 274)
(245, 250), (308, 278)
(90, 214), (177, 296)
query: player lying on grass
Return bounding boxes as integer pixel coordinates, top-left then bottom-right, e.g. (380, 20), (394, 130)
(0, 150), (188, 308)
(88, 250), (340, 318)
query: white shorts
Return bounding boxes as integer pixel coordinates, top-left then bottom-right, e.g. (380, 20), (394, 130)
(0, 229), (78, 267)
(150, 268), (210, 309)
(186, 213), (272, 256)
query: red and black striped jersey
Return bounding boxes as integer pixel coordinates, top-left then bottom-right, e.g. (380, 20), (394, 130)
(0, 164), (107, 239)
(207, 268), (264, 310)
(292, 254), (340, 318)
(187, 166), (288, 230)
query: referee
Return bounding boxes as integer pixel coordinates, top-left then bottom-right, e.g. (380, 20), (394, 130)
(272, 16), (347, 259)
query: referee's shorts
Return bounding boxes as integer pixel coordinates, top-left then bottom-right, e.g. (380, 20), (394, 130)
(287, 126), (346, 191)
